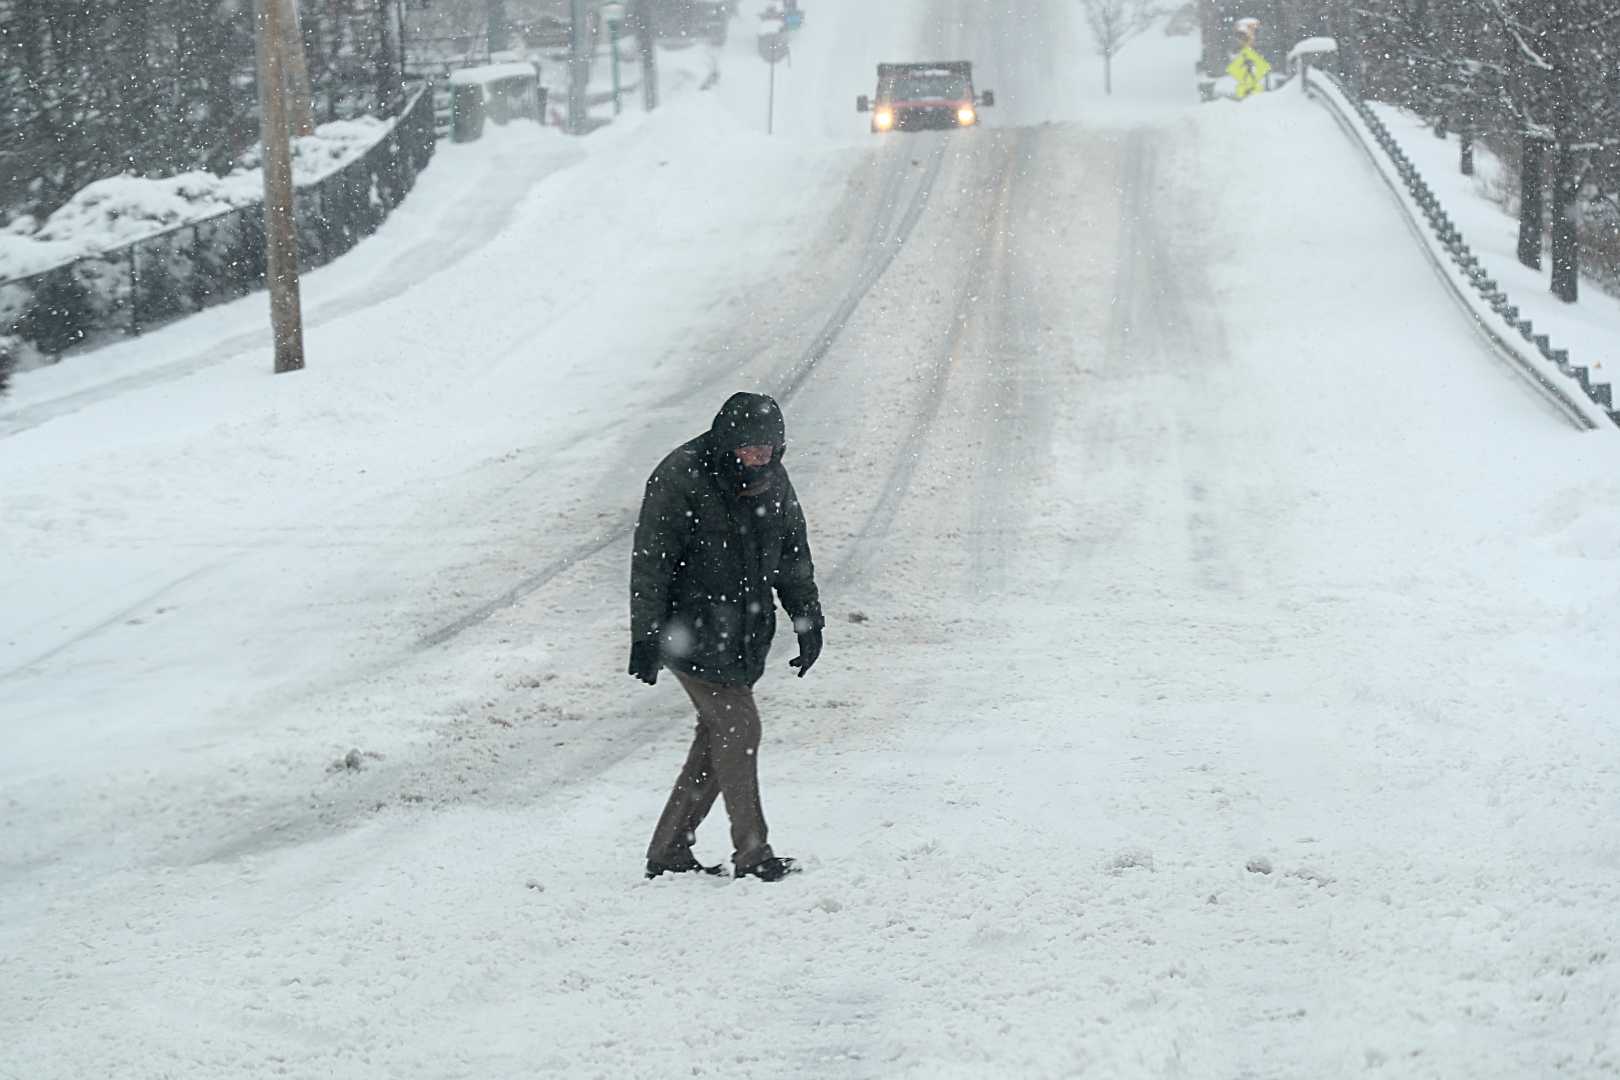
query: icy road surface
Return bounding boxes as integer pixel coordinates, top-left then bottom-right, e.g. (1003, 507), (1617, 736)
(3, 0), (1619, 1076)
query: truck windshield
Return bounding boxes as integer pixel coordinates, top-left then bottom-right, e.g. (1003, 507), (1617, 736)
(889, 73), (969, 100)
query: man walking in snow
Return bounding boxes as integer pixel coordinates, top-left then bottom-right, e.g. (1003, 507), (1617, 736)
(629, 392), (824, 883)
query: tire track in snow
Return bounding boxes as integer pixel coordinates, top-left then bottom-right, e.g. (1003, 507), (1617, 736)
(441, 139), (937, 516)
(828, 128), (1029, 585)
(0, 564), (218, 683)
(415, 138), (951, 650)
(776, 139), (949, 402)
(966, 131), (1052, 593)
(1106, 126), (1248, 595)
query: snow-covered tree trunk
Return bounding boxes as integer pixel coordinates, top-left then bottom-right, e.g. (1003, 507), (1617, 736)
(1547, 55), (1581, 302)
(1549, 134), (1580, 301)
(1518, 135), (1546, 271)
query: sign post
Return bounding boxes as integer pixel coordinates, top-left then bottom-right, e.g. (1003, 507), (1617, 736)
(758, 32), (789, 135)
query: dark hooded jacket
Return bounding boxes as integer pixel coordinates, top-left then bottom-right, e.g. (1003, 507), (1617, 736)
(630, 393), (824, 687)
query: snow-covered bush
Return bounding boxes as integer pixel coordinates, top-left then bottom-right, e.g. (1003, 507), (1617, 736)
(10, 268), (94, 358)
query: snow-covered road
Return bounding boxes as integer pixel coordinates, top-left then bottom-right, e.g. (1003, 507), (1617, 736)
(4, 1), (1619, 1076)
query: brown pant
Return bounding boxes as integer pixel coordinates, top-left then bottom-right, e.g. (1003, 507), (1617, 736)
(647, 671), (773, 871)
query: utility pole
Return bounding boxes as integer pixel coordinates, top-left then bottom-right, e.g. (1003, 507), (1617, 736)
(281, 0), (317, 137)
(487, 0), (511, 54)
(374, 0), (404, 115)
(254, 0), (306, 374)
(634, 0), (659, 111)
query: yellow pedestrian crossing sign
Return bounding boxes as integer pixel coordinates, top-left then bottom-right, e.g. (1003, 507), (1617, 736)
(1227, 46), (1272, 99)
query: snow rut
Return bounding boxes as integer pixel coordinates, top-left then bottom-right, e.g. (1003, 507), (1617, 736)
(415, 138), (952, 650)
(829, 129), (1032, 585)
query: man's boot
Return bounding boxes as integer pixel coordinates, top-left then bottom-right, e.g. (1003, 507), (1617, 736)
(645, 857), (726, 880)
(735, 856), (799, 882)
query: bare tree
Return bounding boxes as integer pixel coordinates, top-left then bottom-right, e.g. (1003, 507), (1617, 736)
(1080, 0), (1157, 94)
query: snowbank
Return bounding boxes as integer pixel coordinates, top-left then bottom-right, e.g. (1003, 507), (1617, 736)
(0, 117), (389, 282)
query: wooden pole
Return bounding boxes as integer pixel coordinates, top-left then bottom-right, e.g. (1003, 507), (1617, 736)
(254, 0), (307, 374)
(374, 0), (403, 116)
(281, 0), (318, 137)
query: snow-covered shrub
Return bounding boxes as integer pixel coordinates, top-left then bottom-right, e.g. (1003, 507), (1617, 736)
(131, 240), (191, 332)
(215, 211), (268, 300)
(11, 268), (94, 358)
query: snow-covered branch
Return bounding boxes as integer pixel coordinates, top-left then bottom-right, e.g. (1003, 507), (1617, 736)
(1477, 0), (1555, 71)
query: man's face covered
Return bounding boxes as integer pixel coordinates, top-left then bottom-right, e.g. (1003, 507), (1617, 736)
(733, 444), (775, 492)
(710, 392), (787, 494)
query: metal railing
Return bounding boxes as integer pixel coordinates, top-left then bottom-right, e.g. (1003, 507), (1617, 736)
(1, 83), (437, 364)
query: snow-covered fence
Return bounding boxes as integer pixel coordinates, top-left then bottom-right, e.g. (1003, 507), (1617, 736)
(0, 84), (437, 370)
(1304, 65), (1619, 432)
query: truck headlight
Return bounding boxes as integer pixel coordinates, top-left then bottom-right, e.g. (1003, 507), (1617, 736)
(874, 108), (896, 131)
(957, 106), (977, 126)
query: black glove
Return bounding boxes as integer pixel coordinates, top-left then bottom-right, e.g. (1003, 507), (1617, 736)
(788, 627), (822, 678)
(628, 640), (661, 686)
